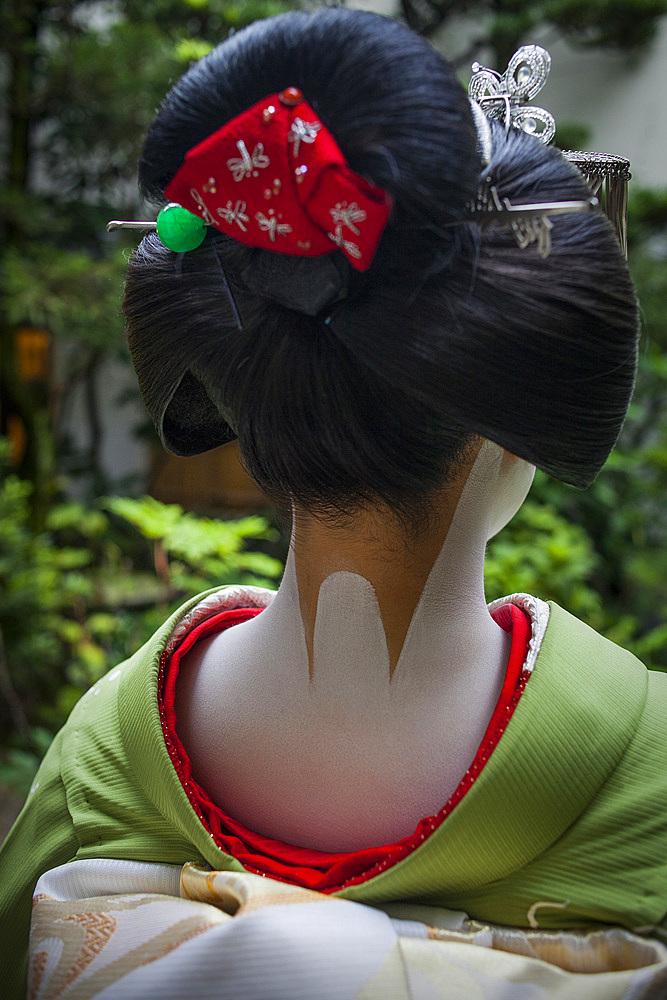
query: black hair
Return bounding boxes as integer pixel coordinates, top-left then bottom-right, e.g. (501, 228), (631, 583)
(124, 8), (639, 521)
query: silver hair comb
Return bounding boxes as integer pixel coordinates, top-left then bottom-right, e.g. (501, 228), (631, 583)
(468, 45), (630, 257)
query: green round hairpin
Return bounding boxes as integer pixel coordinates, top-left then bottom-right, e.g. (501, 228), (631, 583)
(156, 203), (207, 252)
(106, 202), (207, 252)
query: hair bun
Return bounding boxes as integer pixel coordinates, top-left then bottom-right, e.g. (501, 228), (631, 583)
(126, 9), (638, 507)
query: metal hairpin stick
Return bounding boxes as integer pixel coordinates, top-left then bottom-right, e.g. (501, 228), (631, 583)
(465, 187), (599, 258)
(106, 221), (158, 232)
(212, 250), (244, 332)
(474, 195), (599, 226)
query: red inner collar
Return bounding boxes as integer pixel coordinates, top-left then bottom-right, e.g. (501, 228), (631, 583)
(159, 602), (532, 892)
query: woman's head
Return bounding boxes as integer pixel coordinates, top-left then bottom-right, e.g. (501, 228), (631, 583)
(124, 8), (639, 523)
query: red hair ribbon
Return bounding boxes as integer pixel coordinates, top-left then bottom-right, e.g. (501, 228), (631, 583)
(164, 89), (392, 272)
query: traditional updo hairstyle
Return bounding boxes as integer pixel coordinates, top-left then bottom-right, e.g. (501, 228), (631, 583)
(124, 9), (639, 526)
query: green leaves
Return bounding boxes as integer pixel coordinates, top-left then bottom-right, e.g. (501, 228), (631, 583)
(402, 0), (667, 56)
(38, 21), (183, 197)
(543, 0), (667, 49)
(485, 499), (603, 625)
(4, 246), (127, 353)
(0, 447), (283, 772)
(102, 495), (282, 590)
(104, 495), (185, 541)
(174, 38), (214, 61)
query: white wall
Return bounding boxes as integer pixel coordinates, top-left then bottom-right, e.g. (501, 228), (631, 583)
(533, 19), (667, 188)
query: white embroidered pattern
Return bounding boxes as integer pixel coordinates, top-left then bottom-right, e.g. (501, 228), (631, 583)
(189, 188), (216, 225)
(226, 140), (270, 182)
(288, 118), (321, 158)
(327, 227), (362, 260)
(329, 201), (367, 235)
(217, 200), (250, 232)
(255, 211), (293, 242)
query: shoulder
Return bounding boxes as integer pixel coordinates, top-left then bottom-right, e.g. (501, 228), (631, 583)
(12, 586), (275, 872)
(534, 600), (650, 715)
(527, 604), (667, 928)
(390, 599), (666, 930)
(61, 585), (275, 841)
(70, 584), (275, 743)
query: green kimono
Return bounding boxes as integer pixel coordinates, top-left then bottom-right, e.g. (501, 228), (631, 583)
(1, 588), (666, 998)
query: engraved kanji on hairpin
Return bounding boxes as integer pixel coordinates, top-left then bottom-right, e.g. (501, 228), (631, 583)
(468, 44), (555, 144)
(469, 178), (597, 259)
(108, 87), (392, 272)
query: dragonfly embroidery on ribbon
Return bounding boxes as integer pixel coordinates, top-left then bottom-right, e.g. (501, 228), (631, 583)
(329, 202), (367, 236)
(226, 140), (270, 182)
(217, 200), (250, 232)
(255, 211), (293, 242)
(288, 118), (322, 158)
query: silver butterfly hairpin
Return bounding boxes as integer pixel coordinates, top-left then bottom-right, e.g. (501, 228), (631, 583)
(469, 44), (556, 145)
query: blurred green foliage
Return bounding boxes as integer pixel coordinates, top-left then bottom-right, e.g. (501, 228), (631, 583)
(485, 498), (603, 624)
(4, 246), (128, 354)
(0, 0), (297, 514)
(0, 441), (282, 792)
(102, 495), (283, 592)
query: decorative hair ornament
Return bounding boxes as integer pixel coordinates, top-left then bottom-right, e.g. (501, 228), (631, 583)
(106, 204), (206, 254)
(468, 45), (631, 256)
(163, 87), (391, 270)
(107, 88), (392, 317)
(470, 180), (597, 259)
(108, 88), (391, 272)
(563, 151), (630, 257)
(469, 45), (555, 144)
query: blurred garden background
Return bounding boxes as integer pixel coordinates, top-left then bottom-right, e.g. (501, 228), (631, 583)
(1, 0), (666, 831)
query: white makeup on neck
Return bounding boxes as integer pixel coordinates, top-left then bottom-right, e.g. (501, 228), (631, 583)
(176, 441), (535, 851)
